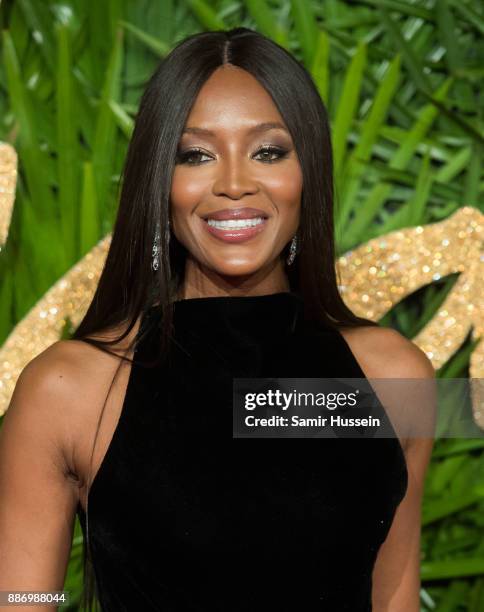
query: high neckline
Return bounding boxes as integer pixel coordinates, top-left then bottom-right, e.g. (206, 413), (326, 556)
(173, 290), (299, 306)
(171, 290), (304, 343)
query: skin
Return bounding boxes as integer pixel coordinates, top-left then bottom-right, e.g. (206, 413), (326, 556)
(170, 64), (303, 299)
(0, 63), (435, 612)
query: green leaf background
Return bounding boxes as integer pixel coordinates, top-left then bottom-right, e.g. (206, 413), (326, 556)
(0, 1), (483, 610)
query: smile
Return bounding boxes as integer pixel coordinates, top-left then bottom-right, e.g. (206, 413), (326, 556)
(208, 217), (265, 229)
(202, 216), (268, 243)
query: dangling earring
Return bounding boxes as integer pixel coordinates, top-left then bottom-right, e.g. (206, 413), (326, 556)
(286, 234), (298, 266)
(152, 222), (161, 272)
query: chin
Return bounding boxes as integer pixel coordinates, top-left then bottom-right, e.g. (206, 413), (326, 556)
(211, 261), (265, 277)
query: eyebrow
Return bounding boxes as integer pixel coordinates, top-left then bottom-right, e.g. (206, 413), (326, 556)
(182, 121), (289, 136)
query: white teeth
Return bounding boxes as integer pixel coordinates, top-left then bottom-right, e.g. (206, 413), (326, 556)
(207, 217), (265, 229)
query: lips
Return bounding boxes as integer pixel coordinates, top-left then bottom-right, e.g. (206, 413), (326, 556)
(201, 207), (269, 221)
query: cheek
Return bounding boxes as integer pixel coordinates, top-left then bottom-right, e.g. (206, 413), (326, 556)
(170, 169), (205, 235)
(170, 169), (205, 211)
(264, 162), (303, 214)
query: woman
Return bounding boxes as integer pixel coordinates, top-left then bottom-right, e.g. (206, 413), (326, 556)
(0, 27), (435, 611)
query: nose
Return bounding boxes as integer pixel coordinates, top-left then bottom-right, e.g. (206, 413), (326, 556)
(212, 153), (258, 200)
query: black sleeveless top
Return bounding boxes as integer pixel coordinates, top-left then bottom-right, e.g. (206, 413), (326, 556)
(77, 291), (408, 611)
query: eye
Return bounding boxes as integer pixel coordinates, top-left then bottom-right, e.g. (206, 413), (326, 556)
(175, 145), (290, 166)
(253, 145), (289, 163)
(176, 148), (212, 165)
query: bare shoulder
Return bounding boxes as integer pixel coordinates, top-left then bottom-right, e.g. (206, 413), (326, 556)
(19, 316), (140, 409)
(339, 324), (436, 456)
(10, 315), (142, 486)
(338, 324), (435, 380)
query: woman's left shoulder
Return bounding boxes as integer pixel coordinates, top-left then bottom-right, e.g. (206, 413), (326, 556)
(339, 324), (435, 380)
(340, 325), (437, 455)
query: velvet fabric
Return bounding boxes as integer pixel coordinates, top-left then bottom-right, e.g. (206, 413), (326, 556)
(77, 291), (408, 611)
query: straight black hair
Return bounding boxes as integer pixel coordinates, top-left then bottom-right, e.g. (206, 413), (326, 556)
(72, 26), (379, 611)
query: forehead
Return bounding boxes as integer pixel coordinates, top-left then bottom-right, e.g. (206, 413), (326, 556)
(184, 65), (286, 131)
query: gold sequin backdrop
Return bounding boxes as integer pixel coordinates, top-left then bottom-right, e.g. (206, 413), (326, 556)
(0, 142), (483, 427)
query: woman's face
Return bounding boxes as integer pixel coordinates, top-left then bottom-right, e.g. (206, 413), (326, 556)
(170, 65), (303, 286)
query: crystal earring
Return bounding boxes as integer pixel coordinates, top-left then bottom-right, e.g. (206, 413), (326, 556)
(286, 234), (298, 266)
(152, 223), (161, 272)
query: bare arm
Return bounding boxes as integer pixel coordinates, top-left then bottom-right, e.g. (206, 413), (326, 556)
(371, 331), (436, 611)
(0, 343), (81, 611)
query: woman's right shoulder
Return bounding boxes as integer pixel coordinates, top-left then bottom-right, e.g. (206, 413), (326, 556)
(15, 339), (104, 412)
(20, 333), (133, 400)
(8, 319), (142, 481)
(10, 337), (124, 434)
(21, 314), (143, 393)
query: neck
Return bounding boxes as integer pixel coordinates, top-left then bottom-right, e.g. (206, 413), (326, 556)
(177, 256), (290, 300)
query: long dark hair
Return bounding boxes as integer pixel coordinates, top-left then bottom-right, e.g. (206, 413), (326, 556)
(73, 26), (379, 611)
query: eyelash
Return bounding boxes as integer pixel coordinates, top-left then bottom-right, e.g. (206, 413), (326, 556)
(176, 145), (289, 166)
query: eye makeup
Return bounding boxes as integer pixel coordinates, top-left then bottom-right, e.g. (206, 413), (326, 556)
(175, 144), (290, 166)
